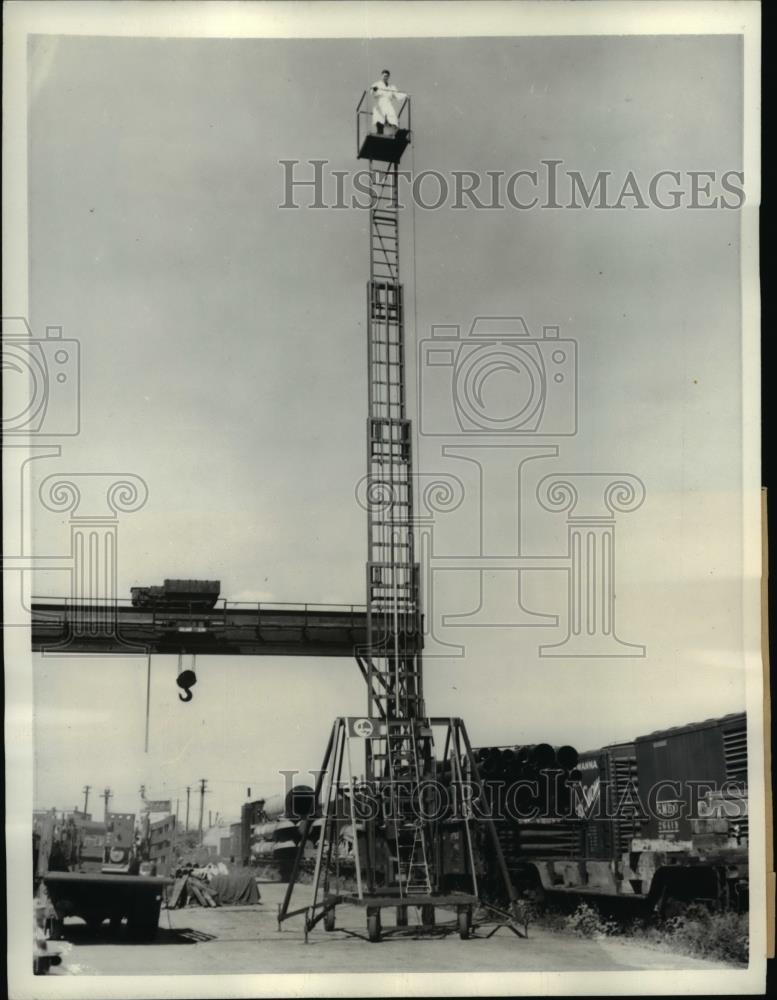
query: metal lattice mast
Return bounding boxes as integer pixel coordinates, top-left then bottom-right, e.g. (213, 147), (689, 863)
(362, 160), (424, 724)
(278, 95), (521, 935)
(361, 150), (432, 900)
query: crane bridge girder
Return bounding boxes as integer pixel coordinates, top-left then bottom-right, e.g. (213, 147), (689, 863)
(29, 600), (399, 658)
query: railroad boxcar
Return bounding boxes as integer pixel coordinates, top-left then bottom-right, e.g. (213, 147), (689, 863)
(478, 713), (748, 915)
(576, 739), (642, 861)
(634, 712), (747, 844)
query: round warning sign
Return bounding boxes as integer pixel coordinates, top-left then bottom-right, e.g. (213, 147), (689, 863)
(353, 718), (374, 738)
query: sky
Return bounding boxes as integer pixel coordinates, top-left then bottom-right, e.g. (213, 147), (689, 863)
(26, 32), (748, 822)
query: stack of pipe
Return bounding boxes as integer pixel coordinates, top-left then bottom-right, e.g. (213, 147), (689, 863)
(425, 744), (587, 865)
(470, 743), (585, 860)
(261, 785), (316, 822)
(420, 745), (582, 853)
(250, 785), (316, 862)
(475, 743), (578, 782)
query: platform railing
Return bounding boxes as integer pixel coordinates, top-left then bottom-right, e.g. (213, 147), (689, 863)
(356, 88), (411, 157)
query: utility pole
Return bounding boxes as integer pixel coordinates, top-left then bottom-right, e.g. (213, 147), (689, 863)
(198, 779), (207, 845)
(102, 788), (112, 822)
(208, 810), (212, 829)
(82, 785), (91, 816)
(185, 786), (191, 832)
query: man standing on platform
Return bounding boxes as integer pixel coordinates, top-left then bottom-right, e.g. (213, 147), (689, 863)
(371, 69), (404, 133)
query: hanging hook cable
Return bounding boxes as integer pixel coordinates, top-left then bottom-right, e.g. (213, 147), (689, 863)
(144, 653), (152, 752)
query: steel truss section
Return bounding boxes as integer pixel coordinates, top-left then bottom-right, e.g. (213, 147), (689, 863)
(277, 716), (524, 942)
(363, 159), (424, 725)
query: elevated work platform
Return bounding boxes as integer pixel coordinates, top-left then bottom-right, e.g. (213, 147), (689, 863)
(358, 128), (411, 164)
(356, 89), (411, 163)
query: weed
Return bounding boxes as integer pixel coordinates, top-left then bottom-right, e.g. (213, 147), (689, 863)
(565, 902), (619, 938)
(647, 908), (748, 965)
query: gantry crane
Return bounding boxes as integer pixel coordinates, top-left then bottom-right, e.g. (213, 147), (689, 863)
(276, 89), (521, 943)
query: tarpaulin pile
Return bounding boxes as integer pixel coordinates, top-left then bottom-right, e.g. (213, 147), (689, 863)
(209, 871), (261, 905)
(166, 870), (261, 909)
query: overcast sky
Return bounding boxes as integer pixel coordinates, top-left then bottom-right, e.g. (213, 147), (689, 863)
(27, 32), (746, 821)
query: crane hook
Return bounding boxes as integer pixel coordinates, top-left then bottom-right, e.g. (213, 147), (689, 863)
(176, 664), (197, 703)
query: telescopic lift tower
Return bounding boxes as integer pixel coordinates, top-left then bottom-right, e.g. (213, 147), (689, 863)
(277, 91), (520, 943)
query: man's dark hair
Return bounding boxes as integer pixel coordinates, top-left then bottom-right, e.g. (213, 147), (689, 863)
(382, 69), (390, 75)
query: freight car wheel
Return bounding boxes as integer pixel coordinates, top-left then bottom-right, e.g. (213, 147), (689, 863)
(324, 907), (336, 932)
(660, 893), (688, 921)
(457, 906), (472, 940)
(367, 910), (381, 942)
(652, 882), (688, 922)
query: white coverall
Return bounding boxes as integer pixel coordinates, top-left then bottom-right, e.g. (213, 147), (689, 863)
(371, 81), (405, 128)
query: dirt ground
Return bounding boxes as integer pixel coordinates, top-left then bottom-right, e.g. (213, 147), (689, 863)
(46, 881), (729, 976)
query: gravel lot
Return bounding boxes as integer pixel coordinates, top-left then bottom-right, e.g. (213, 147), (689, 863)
(42, 881), (732, 976)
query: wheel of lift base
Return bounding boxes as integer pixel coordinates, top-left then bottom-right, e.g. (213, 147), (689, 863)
(324, 907), (336, 932)
(396, 905), (408, 927)
(46, 918), (63, 941)
(367, 911), (381, 942)
(458, 906), (472, 940)
(421, 904), (435, 926)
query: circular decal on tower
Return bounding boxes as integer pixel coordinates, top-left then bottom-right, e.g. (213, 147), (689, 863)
(353, 718), (374, 738)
